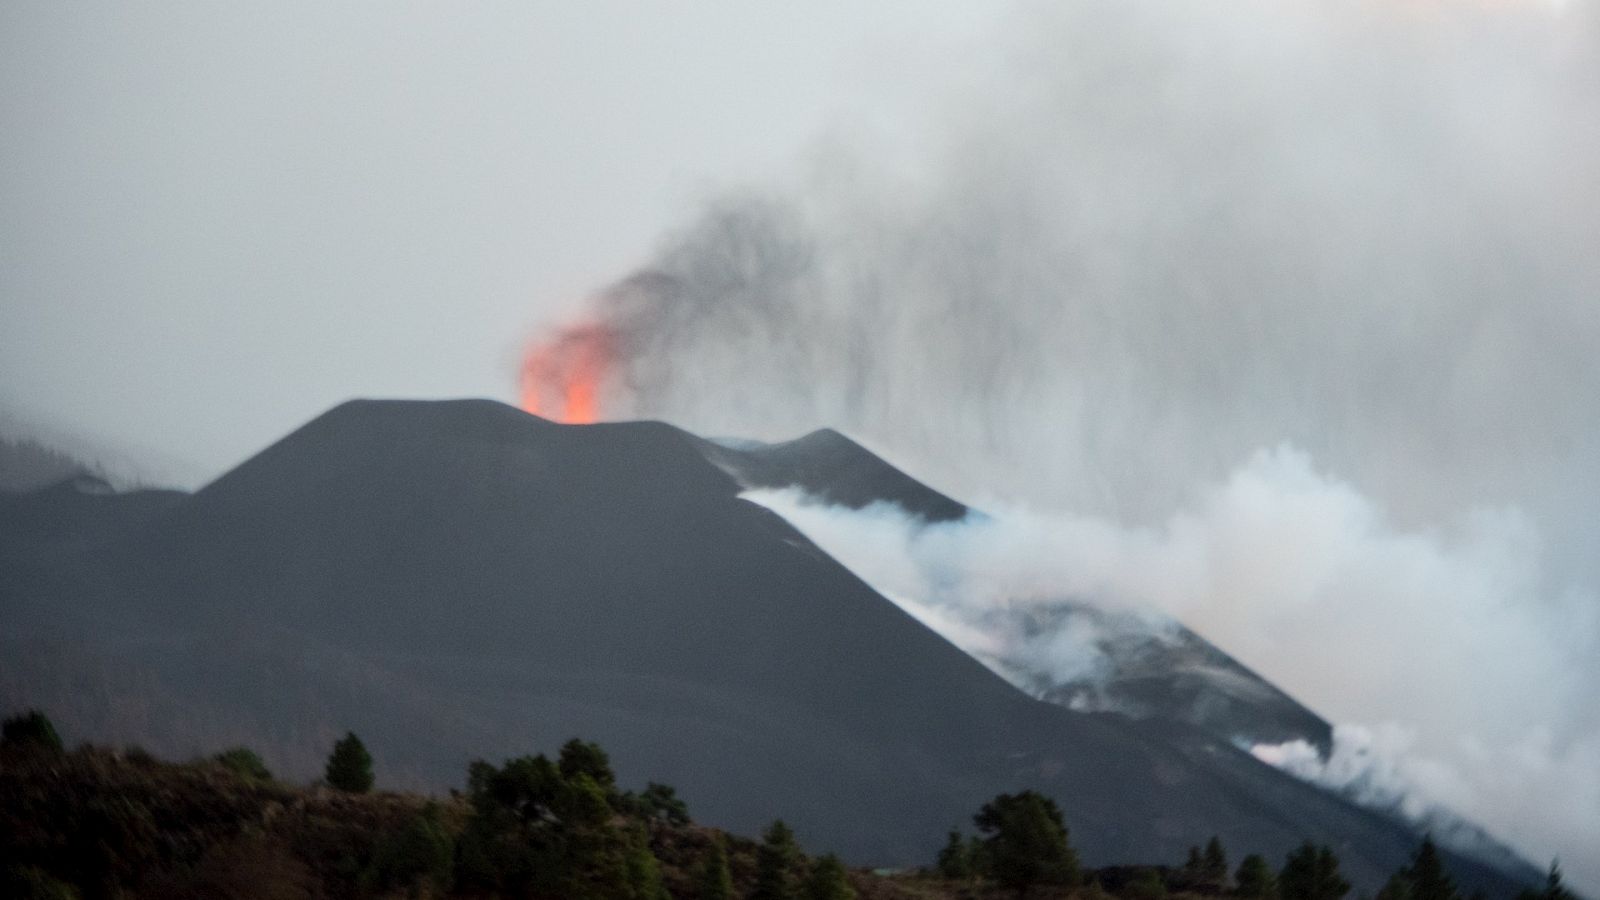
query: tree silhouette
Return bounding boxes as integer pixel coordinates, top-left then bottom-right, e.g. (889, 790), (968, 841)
(1, 709), (63, 754)
(1235, 854), (1276, 898)
(1279, 842), (1349, 900)
(697, 837), (734, 900)
(937, 829), (975, 879)
(803, 854), (857, 900)
(1204, 836), (1231, 892)
(973, 790), (1080, 896)
(752, 819), (801, 900)
(323, 732), (373, 793)
(1406, 836), (1458, 900)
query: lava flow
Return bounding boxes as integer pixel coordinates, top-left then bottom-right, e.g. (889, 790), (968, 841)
(519, 322), (618, 424)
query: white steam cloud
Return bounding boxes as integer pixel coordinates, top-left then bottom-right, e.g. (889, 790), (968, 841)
(549, 0), (1600, 889)
(745, 446), (1599, 885)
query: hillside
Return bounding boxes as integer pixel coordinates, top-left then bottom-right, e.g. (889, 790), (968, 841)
(0, 399), (1534, 893)
(5, 735), (1547, 900)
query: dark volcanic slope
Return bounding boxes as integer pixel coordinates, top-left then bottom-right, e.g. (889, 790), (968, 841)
(689, 428), (1332, 752)
(0, 400), (1531, 893)
(697, 428), (969, 522)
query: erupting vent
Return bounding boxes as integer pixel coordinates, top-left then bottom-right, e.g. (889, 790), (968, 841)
(519, 322), (617, 424)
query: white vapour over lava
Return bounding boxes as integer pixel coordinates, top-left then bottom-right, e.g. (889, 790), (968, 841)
(527, 0), (1600, 887)
(742, 447), (1597, 880)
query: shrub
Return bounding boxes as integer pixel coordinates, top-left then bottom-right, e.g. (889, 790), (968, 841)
(803, 853), (856, 900)
(212, 747), (272, 782)
(2, 710), (63, 754)
(369, 804), (454, 895)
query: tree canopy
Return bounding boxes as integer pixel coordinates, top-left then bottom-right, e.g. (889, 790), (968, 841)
(1279, 842), (1350, 900)
(323, 732), (373, 793)
(973, 790), (1081, 896)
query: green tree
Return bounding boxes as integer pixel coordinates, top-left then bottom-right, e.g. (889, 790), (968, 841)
(1278, 843), (1349, 900)
(623, 823), (671, 900)
(697, 837), (734, 900)
(212, 747), (272, 781)
(1405, 837), (1458, 900)
(1204, 836), (1231, 893)
(1, 710), (63, 754)
(1126, 869), (1169, 900)
(936, 830), (974, 879)
(752, 819), (801, 900)
(1235, 854), (1277, 899)
(455, 752), (630, 899)
(1183, 846), (1206, 890)
(558, 738), (616, 791)
(973, 790), (1080, 896)
(370, 804), (454, 895)
(639, 781), (690, 826)
(324, 732), (373, 793)
(803, 854), (857, 900)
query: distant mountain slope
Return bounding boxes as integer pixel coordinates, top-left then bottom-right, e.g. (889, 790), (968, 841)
(0, 436), (91, 492)
(0, 399), (1534, 893)
(698, 428), (969, 523)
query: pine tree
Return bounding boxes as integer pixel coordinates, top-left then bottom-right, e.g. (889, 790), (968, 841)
(1279, 843), (1350, 900)
(937, 830), (974, 879)
(697, 837), (734, 900)
(752, 819), (801, 900)
(623, 823), (671, 900)
(1183, 846), (1207, 890)
(803, 854), (857, 900)
(1235, 854), (1276, 899)
(1204, 836), (1231, 893)
(324, 731), (374, 793)
(1541, 860), (1575, 900)
(1406, 836), (1458, 900)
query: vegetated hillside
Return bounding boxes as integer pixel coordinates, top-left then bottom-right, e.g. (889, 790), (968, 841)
(0, 399), (1533, 893)
(1, 738), (767, 900)
(5, 733), (1547, 900)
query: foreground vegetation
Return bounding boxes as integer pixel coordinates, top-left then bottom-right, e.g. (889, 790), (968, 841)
(0, 710), (1578, 900)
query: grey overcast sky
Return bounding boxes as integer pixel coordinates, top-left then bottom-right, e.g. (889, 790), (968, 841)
(0, 2), (993, 480)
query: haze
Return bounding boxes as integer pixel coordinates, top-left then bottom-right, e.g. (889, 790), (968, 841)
(5, 0), (1598, 890)
(0, 1), (989, 476)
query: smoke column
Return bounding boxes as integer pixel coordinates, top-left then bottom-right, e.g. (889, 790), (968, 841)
(524, 0), (1600, 886)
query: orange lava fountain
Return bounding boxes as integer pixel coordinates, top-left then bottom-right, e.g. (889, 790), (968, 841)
(519, 323), (618, 424)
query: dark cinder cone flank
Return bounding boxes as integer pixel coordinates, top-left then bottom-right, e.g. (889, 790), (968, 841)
(0, 398), (1536, 894)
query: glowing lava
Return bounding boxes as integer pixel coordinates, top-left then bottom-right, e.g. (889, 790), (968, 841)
(519, 323), (618, 424)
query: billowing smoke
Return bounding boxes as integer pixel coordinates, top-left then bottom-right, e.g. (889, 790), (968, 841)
(525, 0), (1600, 887)
(743, 447), (1598, 879)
